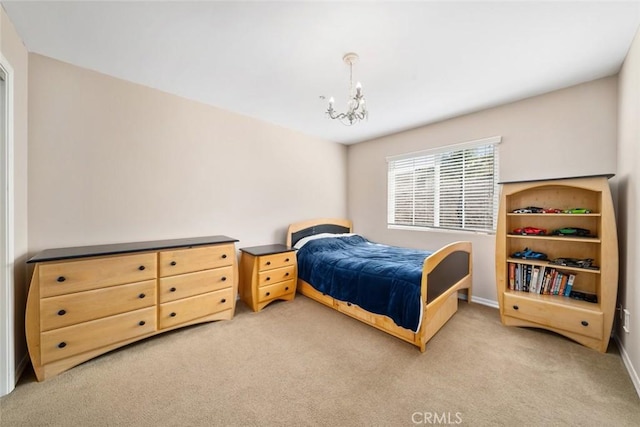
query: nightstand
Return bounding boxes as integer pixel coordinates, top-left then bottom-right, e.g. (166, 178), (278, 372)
(239, 244), (297, 312)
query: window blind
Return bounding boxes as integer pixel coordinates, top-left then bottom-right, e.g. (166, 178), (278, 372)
(387, 137), (500, 233)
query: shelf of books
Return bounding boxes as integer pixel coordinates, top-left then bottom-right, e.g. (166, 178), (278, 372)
(506, 261), (600, 310)
(495, 174), (618, 352)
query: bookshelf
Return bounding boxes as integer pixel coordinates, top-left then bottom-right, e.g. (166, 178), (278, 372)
(495, 174), (618, 352)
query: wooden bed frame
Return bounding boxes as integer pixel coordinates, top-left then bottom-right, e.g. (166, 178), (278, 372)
(286, 218), (473, 352)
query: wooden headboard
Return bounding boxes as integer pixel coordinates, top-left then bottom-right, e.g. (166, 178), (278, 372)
(286, 218), (353, 247)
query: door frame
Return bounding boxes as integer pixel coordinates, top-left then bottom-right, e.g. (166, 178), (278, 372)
(0, 53), (15, 396)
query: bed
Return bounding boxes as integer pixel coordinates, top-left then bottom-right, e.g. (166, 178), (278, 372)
(286, 218), (472, 352)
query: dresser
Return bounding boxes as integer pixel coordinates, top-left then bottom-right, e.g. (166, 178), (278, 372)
(26, 236), (238, 381)
(239, 244), (297, 312)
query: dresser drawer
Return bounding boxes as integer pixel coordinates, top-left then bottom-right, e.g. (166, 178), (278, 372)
(40, 307), (156, 365)
(503, 293), (603, 340)
(39, 253), (157, 298)
(258, 279), (296, 303)
(158, 287), (234, 329)
(40, 279), (156, 332)
(159, 266), (233, 303)
(258, 252), (296, 271)
(159, 244), (234, 277)
(257, 265), (295, 287)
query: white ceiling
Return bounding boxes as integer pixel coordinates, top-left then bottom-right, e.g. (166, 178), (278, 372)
(3, 1), (640, 145)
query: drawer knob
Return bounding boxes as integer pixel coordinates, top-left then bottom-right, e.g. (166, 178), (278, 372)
(139, 320), (146, 326)
(285, 272), (290, 276)
(57, 309), (66, 316)
(513, 305), (519, 310)
(581, 320), (589, 327)
(58, 342), (67, 349)
(170, 261), (177, 266)
(266, 292), (271, 297)
(138, 293), (146, 299)
(170, 312), (176, 317)
(221, 277), (227, 282)
(222, 254), (227, 259)
(57, 276), (66, 283)
(138, 265), (145, 271)
(285, 287), (289, 291)
(285, 258), (290, 262)
(347, 302), (352, 307)
(221, 298), (226, 303)
(266, 261), (271, 266)
(266, 277), (271, 281)
(170, 287), (176, 292)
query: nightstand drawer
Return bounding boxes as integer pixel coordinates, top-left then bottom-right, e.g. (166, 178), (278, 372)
(159, 287), (234, 329)
(258, 265), (295, 287)
(159, 266), (233, 303)
(40, 279), (156, 331)
(40, 307), (156, 364)
(504, 293), (603, 339)
(258, 252), (295, 271)
(39, 253), (157, 298)
(159, 244), (234, 277)
(258, 279), (296, 303)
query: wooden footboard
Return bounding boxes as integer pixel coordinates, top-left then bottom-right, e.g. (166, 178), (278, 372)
(288, 219), (472, 352)
(418, 241), (473, 351)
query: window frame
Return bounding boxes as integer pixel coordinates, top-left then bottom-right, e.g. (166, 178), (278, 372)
(387, 136), (501, 234)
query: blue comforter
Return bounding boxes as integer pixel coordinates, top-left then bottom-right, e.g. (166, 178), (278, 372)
(296, 235), (433, 332)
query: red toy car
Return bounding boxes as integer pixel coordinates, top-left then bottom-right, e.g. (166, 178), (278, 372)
(542, 208), (561, 213)
(512, 227), (547, 235)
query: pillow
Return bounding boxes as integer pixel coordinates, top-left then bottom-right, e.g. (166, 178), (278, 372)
(293, 233), (356, 250)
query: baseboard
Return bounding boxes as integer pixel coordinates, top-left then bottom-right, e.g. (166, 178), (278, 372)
(14, 353), (28, 386)
(614, 335), (640, 399)
(464, 294), (499, 309)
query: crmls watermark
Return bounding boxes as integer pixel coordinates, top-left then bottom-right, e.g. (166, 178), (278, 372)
(412, 411), (463, 425)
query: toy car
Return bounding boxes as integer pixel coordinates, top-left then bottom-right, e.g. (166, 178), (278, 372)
(512, 206), (544, 214)
(569, 291), (598, 303)
(551, 227), (591, 236)
(511, 248), (548, 260)
(512, 227), (547, 235)
(550, 258), (598, 269)
(562, 208), (592, 214)
(542, 208), (562, 214)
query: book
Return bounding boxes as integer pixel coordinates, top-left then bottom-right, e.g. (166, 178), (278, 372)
(558, 273), (569, 296)
(564, 274), (576, 296)
(543, 269), (556, 295)
(529, 267), (540, 293)
(552, 272), (562, 295)
(525, 265), (532, 292)
(550, 271), (557, 294)
(508, 263), (515, 290)
(536, 266), (546, 294)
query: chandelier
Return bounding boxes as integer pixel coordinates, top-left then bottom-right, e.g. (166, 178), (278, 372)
(326, 52), (368, 126)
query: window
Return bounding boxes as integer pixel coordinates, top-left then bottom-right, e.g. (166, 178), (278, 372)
(387, 136), (500, 233)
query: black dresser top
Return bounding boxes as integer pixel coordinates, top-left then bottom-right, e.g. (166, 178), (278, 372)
(239, 244), (293, 256)
(27, 235), (239, 264)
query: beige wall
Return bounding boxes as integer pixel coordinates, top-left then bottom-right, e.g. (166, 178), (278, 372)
(617, 26), (640, 394)
(348, 77), (618, 304)
(28, 54), (346, 254)
(1, 6), (29, 388)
